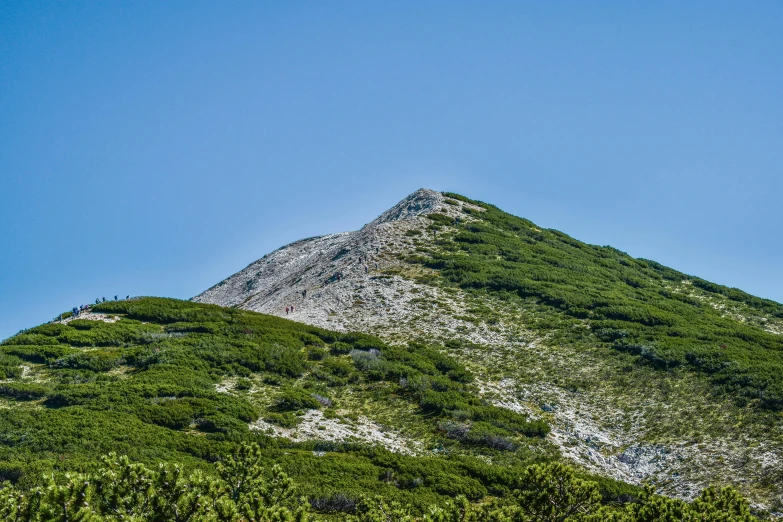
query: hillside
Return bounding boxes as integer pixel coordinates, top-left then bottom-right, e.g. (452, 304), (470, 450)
(0, 189), (780, 519)
(195, 189), (783, 512)
(0, 297), (765, 521)
(2, 297), (666, 518)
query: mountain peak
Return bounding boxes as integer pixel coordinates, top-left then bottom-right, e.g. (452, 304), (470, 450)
(192, 188), (455, 321)
(368, 188), (444, 227)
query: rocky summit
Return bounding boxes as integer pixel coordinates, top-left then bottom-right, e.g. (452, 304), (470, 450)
(195, 189), (783, 512)
(194, 188), (451, 332)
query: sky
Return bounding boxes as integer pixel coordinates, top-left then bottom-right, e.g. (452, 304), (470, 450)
(1, 2), (782, 340)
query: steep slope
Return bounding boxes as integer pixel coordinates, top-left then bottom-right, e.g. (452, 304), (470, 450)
(195, 189), (454, 333)
(195, 189), (783, 512)
(194, 189), (504, 345)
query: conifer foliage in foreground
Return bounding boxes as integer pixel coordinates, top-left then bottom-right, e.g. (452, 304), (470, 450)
(0, 443), (757, 522)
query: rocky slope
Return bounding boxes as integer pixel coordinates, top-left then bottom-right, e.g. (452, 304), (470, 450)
(196, 189), (449, 329)
(194, 189), (783, 512)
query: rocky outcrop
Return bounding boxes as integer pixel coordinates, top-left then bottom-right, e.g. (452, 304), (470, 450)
(193, 189), (451, 330)
(368, 188), (443, 226)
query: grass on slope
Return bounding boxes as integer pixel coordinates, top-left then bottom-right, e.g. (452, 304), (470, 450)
(411, 193), (783, 411)
(1, 297), (614, 515)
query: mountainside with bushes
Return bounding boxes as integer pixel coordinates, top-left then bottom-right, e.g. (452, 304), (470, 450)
(195, 189), (783, 513)
(0, 189), (781, 519)
(0, 297), (768, 520)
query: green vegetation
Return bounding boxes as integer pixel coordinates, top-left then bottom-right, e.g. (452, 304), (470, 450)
(5, 298), (756, 517)
(0, 298), (561, 515)
(0, 444), (758, 521)
(411, 193), (783, 410)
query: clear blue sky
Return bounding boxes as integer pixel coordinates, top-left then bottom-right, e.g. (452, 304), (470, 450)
(1, 2), (782, 339)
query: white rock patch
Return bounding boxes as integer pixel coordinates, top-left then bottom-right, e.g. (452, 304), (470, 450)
(62, 312), (120, 324)
(251, 410), (422, 455)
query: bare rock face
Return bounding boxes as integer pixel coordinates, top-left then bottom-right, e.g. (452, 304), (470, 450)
(368, 188), (443, 226)
(192, 189), (450, 330)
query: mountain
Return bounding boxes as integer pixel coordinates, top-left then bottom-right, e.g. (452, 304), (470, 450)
(195, 189), (783, 511)
(0, 189), (780, 519)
